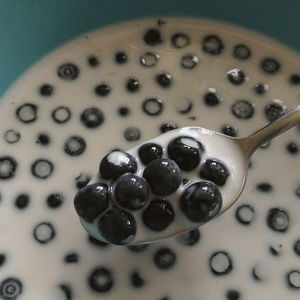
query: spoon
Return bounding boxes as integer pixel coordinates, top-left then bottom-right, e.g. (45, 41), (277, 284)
(75, 105), (300, 245)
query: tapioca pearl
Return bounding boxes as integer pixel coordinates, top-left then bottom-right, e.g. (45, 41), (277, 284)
(94, 83), (111, 97)
(267, 208), (289, 233)
(295, 185), (300, 198)
(88, 235), (110, 248)
(80, 107), (104, 128)
(88, 266), (114, 293)
(15, 193), (30, 210)
(31, 159), (54, 179)
(153, 247), (177, 270)
(176, 228), (200, 246)
(261, 57), (281, 74)
(160, 123), (178, 133)
(36, 133), (50, 146)
(254, 83), (269, 95)
(168, 136), (203, 171)
(202, 34), (224, 55)
(127, 244), (149, 253)
(226, 289), (240, 300)
(39, 83), (54, 97)
(269, 244), (282, 257)
(203, 88), (222, 106)
(126, 77), (140, 92)
(46, 193), (64, 209)
(0, 277), (23, 300)
(286, 270), (300, 289)
(64, 136), (86, 156)
(155, 72), (172, 88)
(233, 44), (251, 60)
(293, 239), (300, 256)
(140, 52), (159, 67)
(232, 100), (254, 119)
(252, 264), (269, 282)
(59, 283), (73, 300)
(64, 252), (79, 264)
(143, 28), (163, 46)
(138, 143), (163, 165)
(124, 127), (141, 142)
(142, 199), (174, 231)
(143, 159), (182, 196)
(115, 51), (128, 64)
(209, 251), (233, 276)
(256, 182), (273, 193)
(142, 98), (164, 116)
(200, 159), (229, 186)
(99, 151), (137, 180)
(130, 270), (145, 288)
(286, 142), (299, 154)
(87, 55), (99, 67)
(4, 129), (21, 144)
(235, 204), (255, 225)
(180, 182), (222, 223)
(221, 125), (238, 137)
(181, 54), (198, 69)
(118, 106), (130, 117)
(0, 156), (18, 180)
(264, 100), (288, 122)
(0, 253), (6, 267)
(33, 222), (56, 244)
(259, 140), (272, 149)
(75, 173), (91, 189)
(289, 74), (300, 85)
(171, 33), (190, 48)
(51, 106), (71, 124)
(227, 68), (246, 85)
(57, 63), (79, 80)
(16, 103), (38, 123)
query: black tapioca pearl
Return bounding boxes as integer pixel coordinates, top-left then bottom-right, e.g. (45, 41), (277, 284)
(75, 173), (91, 189)
(15, 193), (30, 210)
(39, 83), (54, 96)
(31, 159), (54, 179)
(267, 207), (289, 232)
(127, 244), (149, 253)
(286, 270), (300, 289)
(0, 253), (6, 267)
(226, 289), (240, 300)
(36, 133), (50, 146)
(160, 123), (178, 133)
(142, 98), (164, 116)
(156, 72), (172, 88)
(33, 222), (56, 244)
(261, 57), (280, 74)
(227, 68), (246, 85)
(221, 125), (238, 137)
(16, 103), (38, 123)
(203, 89), (222, 106)
(64, 252), (79, 264)
(144, 28), (163, 46)
(118, 106), (130, 117)
(130, 270), (145, 288)
(254, 83), (268, 95)
(289, 74), (300, 85)
(52, 106), (71, 124)
(231, 100), (254, 119)
(295, 185), (300, 198)
(95, 83), (111, 97)
(264, 101), (287, 122)
(0, 156), (18, 180)
(286, 142), (298, 154)
(88, 235), (110, 248)
(235, 204), (255, 225)
(209, 251), (233, 276)
(200, 159), (229, 186)
(0, 277), (23, 300)
(88, 266), (114, 293)
(269, 244), (282, 257)
(59, 283), (73, 300)
(4, 129), (21, 144)
(126, 77), (140, 92)
(251, 264), (268, 282)
(181, 54), (198, 69)
(176, 228), (200, 246)
(57, 63), (79, 80)
(171, 33), (190, 48)
(124, 127), (141, 142)
(115, 51), (128, 64)
(293, 239), (300, 256)
(202, 34), (224, 55)
(138, 143), (163, 165)
(80, 107), (104, 128)
(47, 193), (64, 209)
(153, 247), (177, 270)
(256, 182), (273, 192)
(87, 55), (99, 67)
(64, 136), (86, 156)
(140, 52), (159, 67)
(233, 44), (251, 60)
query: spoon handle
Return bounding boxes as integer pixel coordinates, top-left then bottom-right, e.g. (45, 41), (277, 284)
(238, 105), (300, 158)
